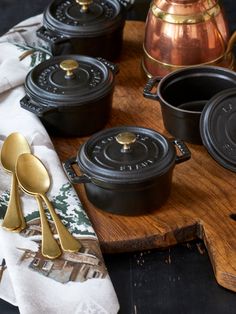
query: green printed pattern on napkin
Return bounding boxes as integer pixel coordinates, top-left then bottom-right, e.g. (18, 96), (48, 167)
(0, 183), (104, 284)
(14, 42), (51, 67)
(0, 183), (95, 237)
(0, 192), (9, 219)
(52, 183), (95, 236)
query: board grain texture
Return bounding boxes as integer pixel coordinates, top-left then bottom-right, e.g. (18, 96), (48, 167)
(51, 21), (236, 292)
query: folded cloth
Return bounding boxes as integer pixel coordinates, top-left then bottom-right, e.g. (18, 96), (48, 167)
(0, 14), (119, 314)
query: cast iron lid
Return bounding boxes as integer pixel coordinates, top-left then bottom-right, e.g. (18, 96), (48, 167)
(200, 88), (236, 172)
(43, 0), (126, 37)
(77, 126), (177, 184)
(24, 55), (115, 108)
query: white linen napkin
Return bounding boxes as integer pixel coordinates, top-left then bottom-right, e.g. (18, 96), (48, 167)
(0, 14), (119, 314)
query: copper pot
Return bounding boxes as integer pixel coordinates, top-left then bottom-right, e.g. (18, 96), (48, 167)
(142, 0), (236, 78)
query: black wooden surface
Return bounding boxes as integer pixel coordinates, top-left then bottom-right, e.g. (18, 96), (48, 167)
(1, 1), (236, 313)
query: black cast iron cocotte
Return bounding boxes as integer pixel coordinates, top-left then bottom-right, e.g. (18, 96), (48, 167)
(63, 126), (191, 215)
(36, 0), (127, 60)
(20, 55), (118, 137)
(143, 66), (236, 144)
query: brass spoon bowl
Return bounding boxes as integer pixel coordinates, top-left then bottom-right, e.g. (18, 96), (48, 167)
(0, 133), (31, 231)
(16, 153), (81, 253)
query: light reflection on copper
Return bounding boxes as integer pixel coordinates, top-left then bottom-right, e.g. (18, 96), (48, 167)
(143, 0), (235, 77)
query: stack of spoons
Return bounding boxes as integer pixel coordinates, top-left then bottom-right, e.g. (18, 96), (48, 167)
(0, 132), (81, 259)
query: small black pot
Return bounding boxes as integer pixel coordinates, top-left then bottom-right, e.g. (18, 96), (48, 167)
(37, 0), (126, 60)
(143, 66), (236, 144)
(63, 126), (191, 215)
(20, 55), (118, 136)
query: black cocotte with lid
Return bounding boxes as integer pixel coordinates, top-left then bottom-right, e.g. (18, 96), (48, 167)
(20, 54), (118, 136)
(63, 126), (191, 215)
(36, 0), (127, 59)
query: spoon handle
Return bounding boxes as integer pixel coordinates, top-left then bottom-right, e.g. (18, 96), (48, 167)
(35, 196), (62, 259)
(2, 173), (23, 231)
(40, 194), (81, 253)
(14, 186), (27, 232)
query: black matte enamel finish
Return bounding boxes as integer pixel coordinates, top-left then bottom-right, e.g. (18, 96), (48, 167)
(200, 88), (236, 172)
(63, 126), (191, 215)
(20, 55), (118, 136)
(83, 170), (173, 215)
(21, 92), (113, 136)
(37, 25), (125, 60)
(143, 66), (236, 144)
(37, 0), (126, 60)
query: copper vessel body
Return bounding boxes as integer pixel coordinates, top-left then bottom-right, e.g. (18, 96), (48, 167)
(143, 0), (235, 77)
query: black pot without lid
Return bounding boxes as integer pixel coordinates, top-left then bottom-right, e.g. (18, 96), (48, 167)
(63, 126), (191, 215)
(37, 0), (126, 59)
(143, 66), (236, 144)
(20, 55), (118, 136)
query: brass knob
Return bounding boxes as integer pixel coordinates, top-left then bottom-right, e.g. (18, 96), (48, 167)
(60, 60), (79, 79)
(76, 0), (93, 12)
(115, 132), (136, 152)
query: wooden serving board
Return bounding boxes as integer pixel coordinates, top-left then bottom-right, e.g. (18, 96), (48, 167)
(52, 21), (236, 292)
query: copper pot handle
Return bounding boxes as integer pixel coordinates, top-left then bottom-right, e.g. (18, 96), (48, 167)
(225, 31), (236, 57)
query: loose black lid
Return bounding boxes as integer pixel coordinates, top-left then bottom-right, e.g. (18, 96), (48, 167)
(200, 88), (236, 172)
(43, 0), (126, 37)
(24, 55), (115, 108)
(77, 126), (177, 184)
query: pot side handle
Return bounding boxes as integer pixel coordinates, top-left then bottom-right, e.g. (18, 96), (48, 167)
(63, 157), (91, 184)
(143, 77), (162, 100)
(36, 26), (67, 45)
(225, 30), (236, 57)
(96, 57), (119, 75)
(117, 0), (134, 10)
(20, 95), (57, 117)
(172, 139), (191, 164)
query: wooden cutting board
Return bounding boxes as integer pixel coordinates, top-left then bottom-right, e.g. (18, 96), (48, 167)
(52, 21), (236, 292)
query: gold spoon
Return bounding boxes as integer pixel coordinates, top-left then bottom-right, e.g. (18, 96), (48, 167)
(35, 195), (61, 259)
(20, 184), (62, 259)
(0, 133), (31, 231)
(16, 153), (81, 253)
(22, 183), (62, 259)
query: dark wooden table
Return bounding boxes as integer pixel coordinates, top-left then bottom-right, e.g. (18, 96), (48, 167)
(1, 1), (236, 313)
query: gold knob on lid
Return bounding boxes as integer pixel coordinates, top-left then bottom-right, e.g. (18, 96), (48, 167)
(115, 132), (136, 152)
(60, 60), (79, 79)
(76, 0), (93, 12)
